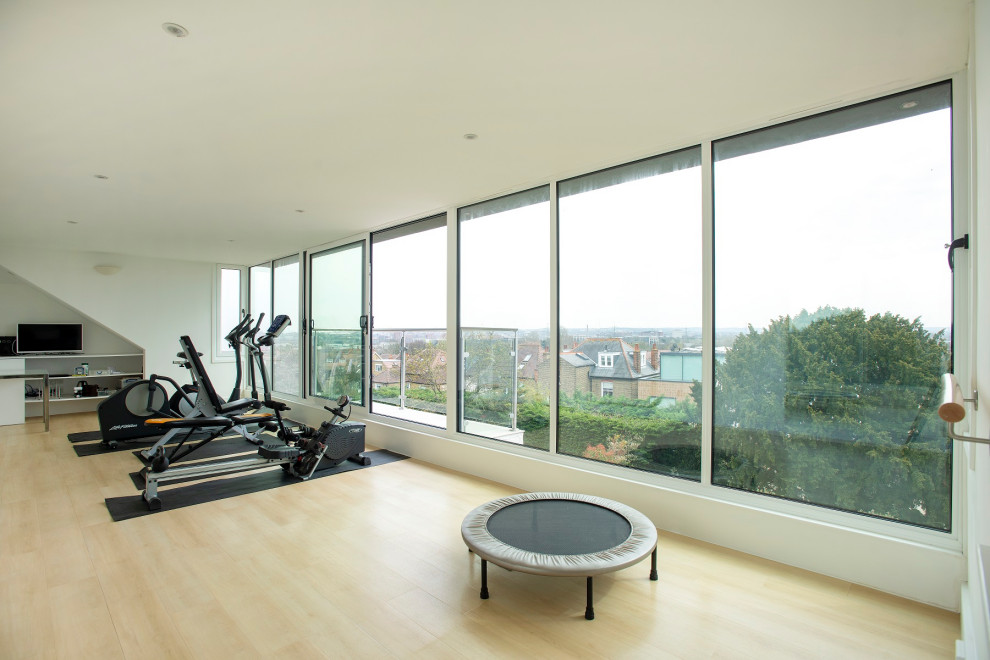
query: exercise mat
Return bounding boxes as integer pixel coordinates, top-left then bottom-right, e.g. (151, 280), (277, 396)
(67, 430), (103, 443)
(105, 449), (407, 521)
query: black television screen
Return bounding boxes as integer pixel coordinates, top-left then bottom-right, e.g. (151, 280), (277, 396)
(16, 323), (84, 354)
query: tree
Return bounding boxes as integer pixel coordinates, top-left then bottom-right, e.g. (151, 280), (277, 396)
(405, 340), (447, 395)
(711, 308), (951, 530)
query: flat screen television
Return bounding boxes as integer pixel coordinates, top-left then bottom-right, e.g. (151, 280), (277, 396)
(16, 323), (84, 354)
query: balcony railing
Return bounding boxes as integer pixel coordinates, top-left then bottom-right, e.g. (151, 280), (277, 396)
(367, 327), (537, 442)
(311, 328), (364, 404)
(371, 328), (447, 427)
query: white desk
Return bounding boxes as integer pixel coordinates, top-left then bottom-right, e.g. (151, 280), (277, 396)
(0, 359), (50, 430)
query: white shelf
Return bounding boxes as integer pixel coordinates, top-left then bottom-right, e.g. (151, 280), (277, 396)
(17, 351), (144, 417)
(20, 353), (142, 359)
(23, 372), (142, 381)
(26, 394), (116, 404)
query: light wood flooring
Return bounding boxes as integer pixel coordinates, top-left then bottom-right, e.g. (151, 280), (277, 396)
(0, 412), (960, 659)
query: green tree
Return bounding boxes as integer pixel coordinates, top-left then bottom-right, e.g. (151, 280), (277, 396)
(712, 308), (951, 530)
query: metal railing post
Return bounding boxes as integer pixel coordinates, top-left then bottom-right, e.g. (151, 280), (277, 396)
(399, 331), (407, 410)
(511, 330), (518, 431)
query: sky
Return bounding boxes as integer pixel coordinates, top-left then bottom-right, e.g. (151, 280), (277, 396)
(263, 106), (953, 342)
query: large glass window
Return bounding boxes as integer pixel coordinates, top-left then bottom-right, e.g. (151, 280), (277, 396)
(272, 254), (302, 397)
(310, 242), (365, 405)
(558, 148), (704, 478)
(712, 82), (953, 530)
(458, 187), (551, 449)
(370, 215), (447, 427)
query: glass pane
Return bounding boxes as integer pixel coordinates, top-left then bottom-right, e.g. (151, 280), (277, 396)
(217, 268), (242, 356)
(370, 216), (447, 427)
(459, 187), (551, 449)
(712, 82), (953, 530)
(558, 148), (703, 479)
(311, 242), (364, 405)
(249, 263), (272, 390)
(272, 255), (301, 397)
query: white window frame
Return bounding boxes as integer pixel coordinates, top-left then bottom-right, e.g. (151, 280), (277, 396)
(601, 381), (614, 397)
(598, 353), (615, 368)
(213, 264), (247, 362)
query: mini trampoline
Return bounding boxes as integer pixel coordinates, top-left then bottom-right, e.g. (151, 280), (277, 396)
(461, 492), (658, 620)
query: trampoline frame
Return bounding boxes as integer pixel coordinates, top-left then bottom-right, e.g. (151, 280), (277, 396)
(461, 492), (659, 620)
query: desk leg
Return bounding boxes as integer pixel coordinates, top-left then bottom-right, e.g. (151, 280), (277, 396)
(43, 374), (49, 432)
(650, 546), (658, 580)
(480, 559), (489, 599)
(585, 577), (594, 620)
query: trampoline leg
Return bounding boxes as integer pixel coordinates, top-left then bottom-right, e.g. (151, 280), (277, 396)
(650, 546), (659, 581)
(480, 559), (490, 599)
(585, 577), (595, 620)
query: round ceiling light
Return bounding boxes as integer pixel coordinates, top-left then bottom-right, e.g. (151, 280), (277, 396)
(463, 133), (479, 140)
(162, 23), (189, 38)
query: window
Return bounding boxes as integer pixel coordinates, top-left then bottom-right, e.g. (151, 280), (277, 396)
(712, 82), (953, 530)
(249, 263), (272, 391)
(370, 215), (447, 427)
(310, 242), (365, 405)
(214, 265), (245, 361)
(558, 148), (703, 479)
(458, 187), (551, 448)
(272, 254), (302, 397)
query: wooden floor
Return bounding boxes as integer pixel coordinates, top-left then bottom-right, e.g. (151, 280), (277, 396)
(0, 412), (960, 659)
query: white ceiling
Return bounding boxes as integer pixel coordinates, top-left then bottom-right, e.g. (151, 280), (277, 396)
(0, 1), (971, 266)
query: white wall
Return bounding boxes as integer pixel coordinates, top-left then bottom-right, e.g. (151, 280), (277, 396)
(0, 279), (138, 355)
(0, 247), (235, 396)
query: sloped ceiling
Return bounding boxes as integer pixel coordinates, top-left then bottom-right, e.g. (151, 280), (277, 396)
(0, 1), (971, 265)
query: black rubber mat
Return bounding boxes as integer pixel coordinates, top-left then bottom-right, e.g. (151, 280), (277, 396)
(67, 430), (103, 443)
(105, 449), (407, 521)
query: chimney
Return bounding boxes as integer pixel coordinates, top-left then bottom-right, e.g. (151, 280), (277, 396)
(633, 343), (641, 374)
(651, 344), (659, 370)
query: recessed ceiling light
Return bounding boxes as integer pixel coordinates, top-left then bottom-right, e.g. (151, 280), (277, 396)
(162, 23), (189, 38)
(463, 133), (479, 140)
(901, 101), (918, 109)
(94, 174), (109, 179)
(295, 209), (305, 213)
(67, 220), (78, 225)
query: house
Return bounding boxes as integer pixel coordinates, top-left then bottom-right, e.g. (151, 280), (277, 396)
(550, 338), (699, 403)
(0, 2), (986, 656)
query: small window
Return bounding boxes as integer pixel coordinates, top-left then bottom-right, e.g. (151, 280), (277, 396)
(601, 382), (614, 397)
(214, 265), (245, 361)
(598, 353), (615, 368)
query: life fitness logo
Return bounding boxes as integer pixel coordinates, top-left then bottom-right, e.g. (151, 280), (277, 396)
(109, 424), (139, 431)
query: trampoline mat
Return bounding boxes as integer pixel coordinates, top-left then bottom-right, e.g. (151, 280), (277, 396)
(486, 500), (632, 555)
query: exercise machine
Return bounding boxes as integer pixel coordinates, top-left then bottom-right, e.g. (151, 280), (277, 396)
(96, 314), (257, 449)
(137, 333), (273, 461)
(96, 375), (198, 449)
(141, 394), (369, 510)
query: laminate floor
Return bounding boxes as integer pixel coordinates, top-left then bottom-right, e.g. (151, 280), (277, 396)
(0, 413), (960, 658)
